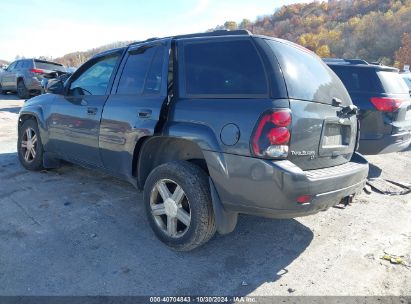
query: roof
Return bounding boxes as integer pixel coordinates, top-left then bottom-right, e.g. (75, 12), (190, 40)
(323, 58), (398, 72)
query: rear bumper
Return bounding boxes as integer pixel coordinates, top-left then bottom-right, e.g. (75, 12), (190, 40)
(205, 152), (369, 219)
(358, 132), (411, 155)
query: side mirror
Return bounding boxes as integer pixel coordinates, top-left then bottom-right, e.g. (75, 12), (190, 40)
(47, 80), (64, 95)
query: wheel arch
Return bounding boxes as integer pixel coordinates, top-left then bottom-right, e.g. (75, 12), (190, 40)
(135, 136), (210, 190)
(18, 108), (47, 139)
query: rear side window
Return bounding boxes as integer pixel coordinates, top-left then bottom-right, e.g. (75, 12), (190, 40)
(377, 71), (410, 94)
(182, 39), (268, 96)
(34, 60), (65, 72)
(117, 45), (164, 95)
(403, 75), (411, 90)
(329, 66), (377, 92)
(266, 39), (351, 105)
(22, 60), (32, 68)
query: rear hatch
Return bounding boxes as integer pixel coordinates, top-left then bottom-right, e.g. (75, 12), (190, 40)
(265, 39), (357, 170)
(374, 70), (411, 134)
(33, 60), (67, 79)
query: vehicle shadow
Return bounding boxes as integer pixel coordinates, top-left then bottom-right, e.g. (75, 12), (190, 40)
(0, 93), (23, 101)
(0, 152), (314, 296)
(0, 106), (21, 114)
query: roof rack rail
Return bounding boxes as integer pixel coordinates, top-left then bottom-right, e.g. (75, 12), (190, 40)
(344, 59), (369, 65)
(173, 29), (252, 39)
(323, 58), (370, 65)
(129, 30), (252, 47)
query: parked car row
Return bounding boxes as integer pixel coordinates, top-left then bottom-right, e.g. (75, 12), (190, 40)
(14, 30), (411, 250)
(0, 58), (74, 98)
(324, 58), (411, 155)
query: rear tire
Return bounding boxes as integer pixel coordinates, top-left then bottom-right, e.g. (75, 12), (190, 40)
(17, 80), (29, 99)
(18, 119), (44, 171)
(144, 161), (216, 251)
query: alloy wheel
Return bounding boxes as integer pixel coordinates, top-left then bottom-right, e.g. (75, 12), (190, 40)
(21, 127), (37, 163)
(149, 179), (191, 238)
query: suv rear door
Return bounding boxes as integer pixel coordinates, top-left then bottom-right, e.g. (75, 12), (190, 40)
(264, 39), (357, 170)
(99, 39), (171, 174)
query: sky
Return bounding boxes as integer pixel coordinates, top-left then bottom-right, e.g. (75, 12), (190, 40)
(0, 0), (313, 62)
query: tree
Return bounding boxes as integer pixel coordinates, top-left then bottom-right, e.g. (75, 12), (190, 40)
(224, 21), (238, 30)
(395, 33), (411, 69)
(239, 19), (252, 30)
(316, 45), (331, 57)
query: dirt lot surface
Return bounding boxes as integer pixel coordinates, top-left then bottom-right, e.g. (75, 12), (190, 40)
(0, 95), (410, 296)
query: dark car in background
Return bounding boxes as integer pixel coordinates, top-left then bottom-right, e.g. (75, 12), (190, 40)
(325, 59), (411, 154)
(0, 58), (66, 99)
(17, 31), (368, 250)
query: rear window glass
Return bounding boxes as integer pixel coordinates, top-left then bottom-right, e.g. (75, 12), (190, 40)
(266, 39), (351, 105)
(34, 60), (65, 72)
(329, 66), (377, 92)
(183, 39), (267, 96)
(377, 71), (410, 94)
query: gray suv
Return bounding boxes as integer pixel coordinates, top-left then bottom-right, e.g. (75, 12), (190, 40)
(0, 58), (66, 99)
(17, 30), (369, 251)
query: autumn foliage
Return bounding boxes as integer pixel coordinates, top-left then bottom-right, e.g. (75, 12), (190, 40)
(395, 33), (411, 69)
(213, 0), (411, 67)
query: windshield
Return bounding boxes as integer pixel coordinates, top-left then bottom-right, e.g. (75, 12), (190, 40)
(34, 60), (66, 72)
(265, 39), (351, 106)
(377, 71), (410, 94)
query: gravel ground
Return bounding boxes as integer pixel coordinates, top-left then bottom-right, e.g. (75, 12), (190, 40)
(0, 95), (410, 296)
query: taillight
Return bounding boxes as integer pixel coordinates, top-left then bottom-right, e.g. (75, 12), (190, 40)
(30, 68), (45, 74)
(370, 97), (404, 112)
(251, 109), (291, 158)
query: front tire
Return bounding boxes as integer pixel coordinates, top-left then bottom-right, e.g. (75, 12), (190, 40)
(144, 161), (216, 251)
(18, 119), (44, 171)
(17, 80), (29, 99)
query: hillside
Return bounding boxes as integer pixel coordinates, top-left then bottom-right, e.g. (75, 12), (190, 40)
(212, 0), (411, 67)
(0, 59), (9, 66)
(54, 0), (411, 68)
(55, 41), (135, 67)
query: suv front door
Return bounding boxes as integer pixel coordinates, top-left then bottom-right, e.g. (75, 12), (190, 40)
(48, 50), (122, 166)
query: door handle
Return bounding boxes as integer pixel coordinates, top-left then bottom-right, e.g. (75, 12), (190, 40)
(138, 109), (152, 118)
(87, 107), (98, 115)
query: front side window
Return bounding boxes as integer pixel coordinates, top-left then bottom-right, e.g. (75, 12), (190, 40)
(6, 62), (16, 71)
(69, 55), (119, 96)
(117, 45), (164, 95)
(183, 39), (268, 96)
